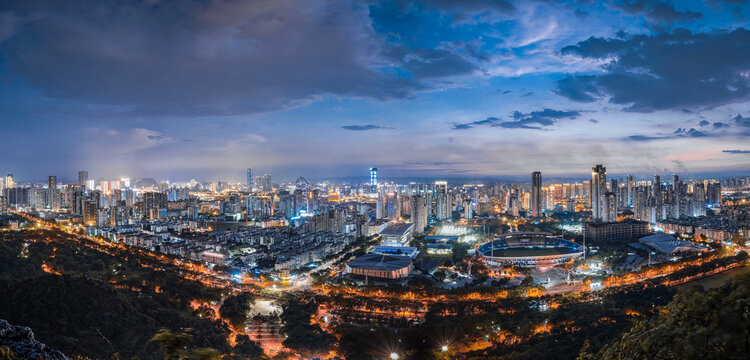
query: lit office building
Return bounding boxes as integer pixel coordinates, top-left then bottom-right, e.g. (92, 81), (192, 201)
(434, 181), (450, 220)
(78, 171), (88, 186)
(531, 171), (542, 217)
(591, 165), (607, 221)
(246, 168), (253, 189)
(48, 175), (58, 209)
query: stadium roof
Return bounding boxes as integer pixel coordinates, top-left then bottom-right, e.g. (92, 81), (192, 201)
(380, 222), (414, 236)
(639, 234), (706, 254)
(347, 253), (412, 271)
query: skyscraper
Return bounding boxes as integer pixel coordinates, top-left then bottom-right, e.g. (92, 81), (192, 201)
(410, 194), (427, 234)
(627, 175), (634, 207)
(672, 174), (681, 218)
(591, 165), (607, 222)
(693, 182), (706, 216)
(78, 170), (88, 186)
(48, 175), (57, 209)
(653, 175), (661, 197)
(370, 167), (378, 187)
(605, 192), (617, 221)
(653, 175), (663, 220)
(246, 168), (254, 189)
(434, 181), (450, 220)
(531, 171), (542, 217)
(5, 173), (14, 189)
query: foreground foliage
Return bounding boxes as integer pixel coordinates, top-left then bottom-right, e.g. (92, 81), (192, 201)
(584, 273), (750, 360)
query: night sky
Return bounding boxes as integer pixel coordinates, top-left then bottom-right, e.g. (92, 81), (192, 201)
(2, 0), (750, 182)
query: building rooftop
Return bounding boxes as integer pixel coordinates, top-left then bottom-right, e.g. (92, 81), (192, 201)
(639, 234), (706, 254)
(380, 222), (414, 236)
(346, 253), (412, 271)
(584, 218), (647, 227)
(372, 245), (419, 258)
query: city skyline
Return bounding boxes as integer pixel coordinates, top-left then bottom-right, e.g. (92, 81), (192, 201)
(2, 0), (750, 181)
(2, 2), (750, 359)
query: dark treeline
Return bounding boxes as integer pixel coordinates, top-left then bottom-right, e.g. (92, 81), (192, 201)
(0, 228), (253, 359)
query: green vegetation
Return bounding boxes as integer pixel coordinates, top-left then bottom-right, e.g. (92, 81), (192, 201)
(279, 295), (335, 357)
(584, 273), (750, 360)
(219, 292), (255, 330)
(0, 229), (262, 359)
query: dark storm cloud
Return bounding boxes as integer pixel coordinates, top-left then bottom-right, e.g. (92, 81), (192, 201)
(384, 44), (482, 78)
(419, 0), (515, 21)
(613, 0), (702, 25)
(553, 76), (600, 102)
(341, 125), (393, 131)
(557, 28), (750, 112)
(451, 117), (501, 130)
(698, 120), (710, 126)
(499, 109), (581, 129)
(0, 0), (435, 116)
(626, 135), (671, 141)
(452, 109), (580, 130)
(723, 149), (750, 154)
(713, 122), (728, 129)
(674, 128), (708, 137)
(735, 114), (750, 127)
(627, 127), (713, 141)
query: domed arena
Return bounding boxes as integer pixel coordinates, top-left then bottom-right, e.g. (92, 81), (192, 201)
(478, 232), (585, 268)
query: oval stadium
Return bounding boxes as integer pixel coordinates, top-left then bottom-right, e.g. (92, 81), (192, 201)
(477, 232), (585, 268)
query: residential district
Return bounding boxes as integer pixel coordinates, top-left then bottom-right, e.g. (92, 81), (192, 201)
(1, 165), (749, 358)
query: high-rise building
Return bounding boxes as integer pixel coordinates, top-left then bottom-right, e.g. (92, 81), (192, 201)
(463, 199), (473, 219)
(257, 174), (272, 192)
(385, 191), (400, 219)
(627, 175), (634, 207)
(83, 200), (98, 226)
(4, 173), (14, 189)
(246, 168), (253, 189)
(434, 181), (450, 220)
(78, 171), (88, 186)
(653, 175), (663, 220)
(693, 182), (706, 216)
(605, 192), (617, 221)
(48, 176), (57, 209)
(653, 175), (661, 197)
(672, 174), (681, 218)
(410, 194), (427, 234)
(141, 192), (167, 219)
(531, 171), (542, 217)
(706, 182), (721, 207)
(370, 167), (378, 187)
(591, 165), (607, 222)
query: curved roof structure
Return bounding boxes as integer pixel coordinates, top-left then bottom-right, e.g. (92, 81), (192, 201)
(346, 253), (412, 271)
(478, 232), (585, 267)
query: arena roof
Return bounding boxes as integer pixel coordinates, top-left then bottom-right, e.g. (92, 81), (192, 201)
(477, 232), (585, 260)
(346, 253), (413, 271)
(638, 234), (707, 254)
(380, 222), (414, 236)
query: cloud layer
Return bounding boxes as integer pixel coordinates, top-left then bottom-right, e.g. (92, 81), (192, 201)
(557, 28), (750, 112)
